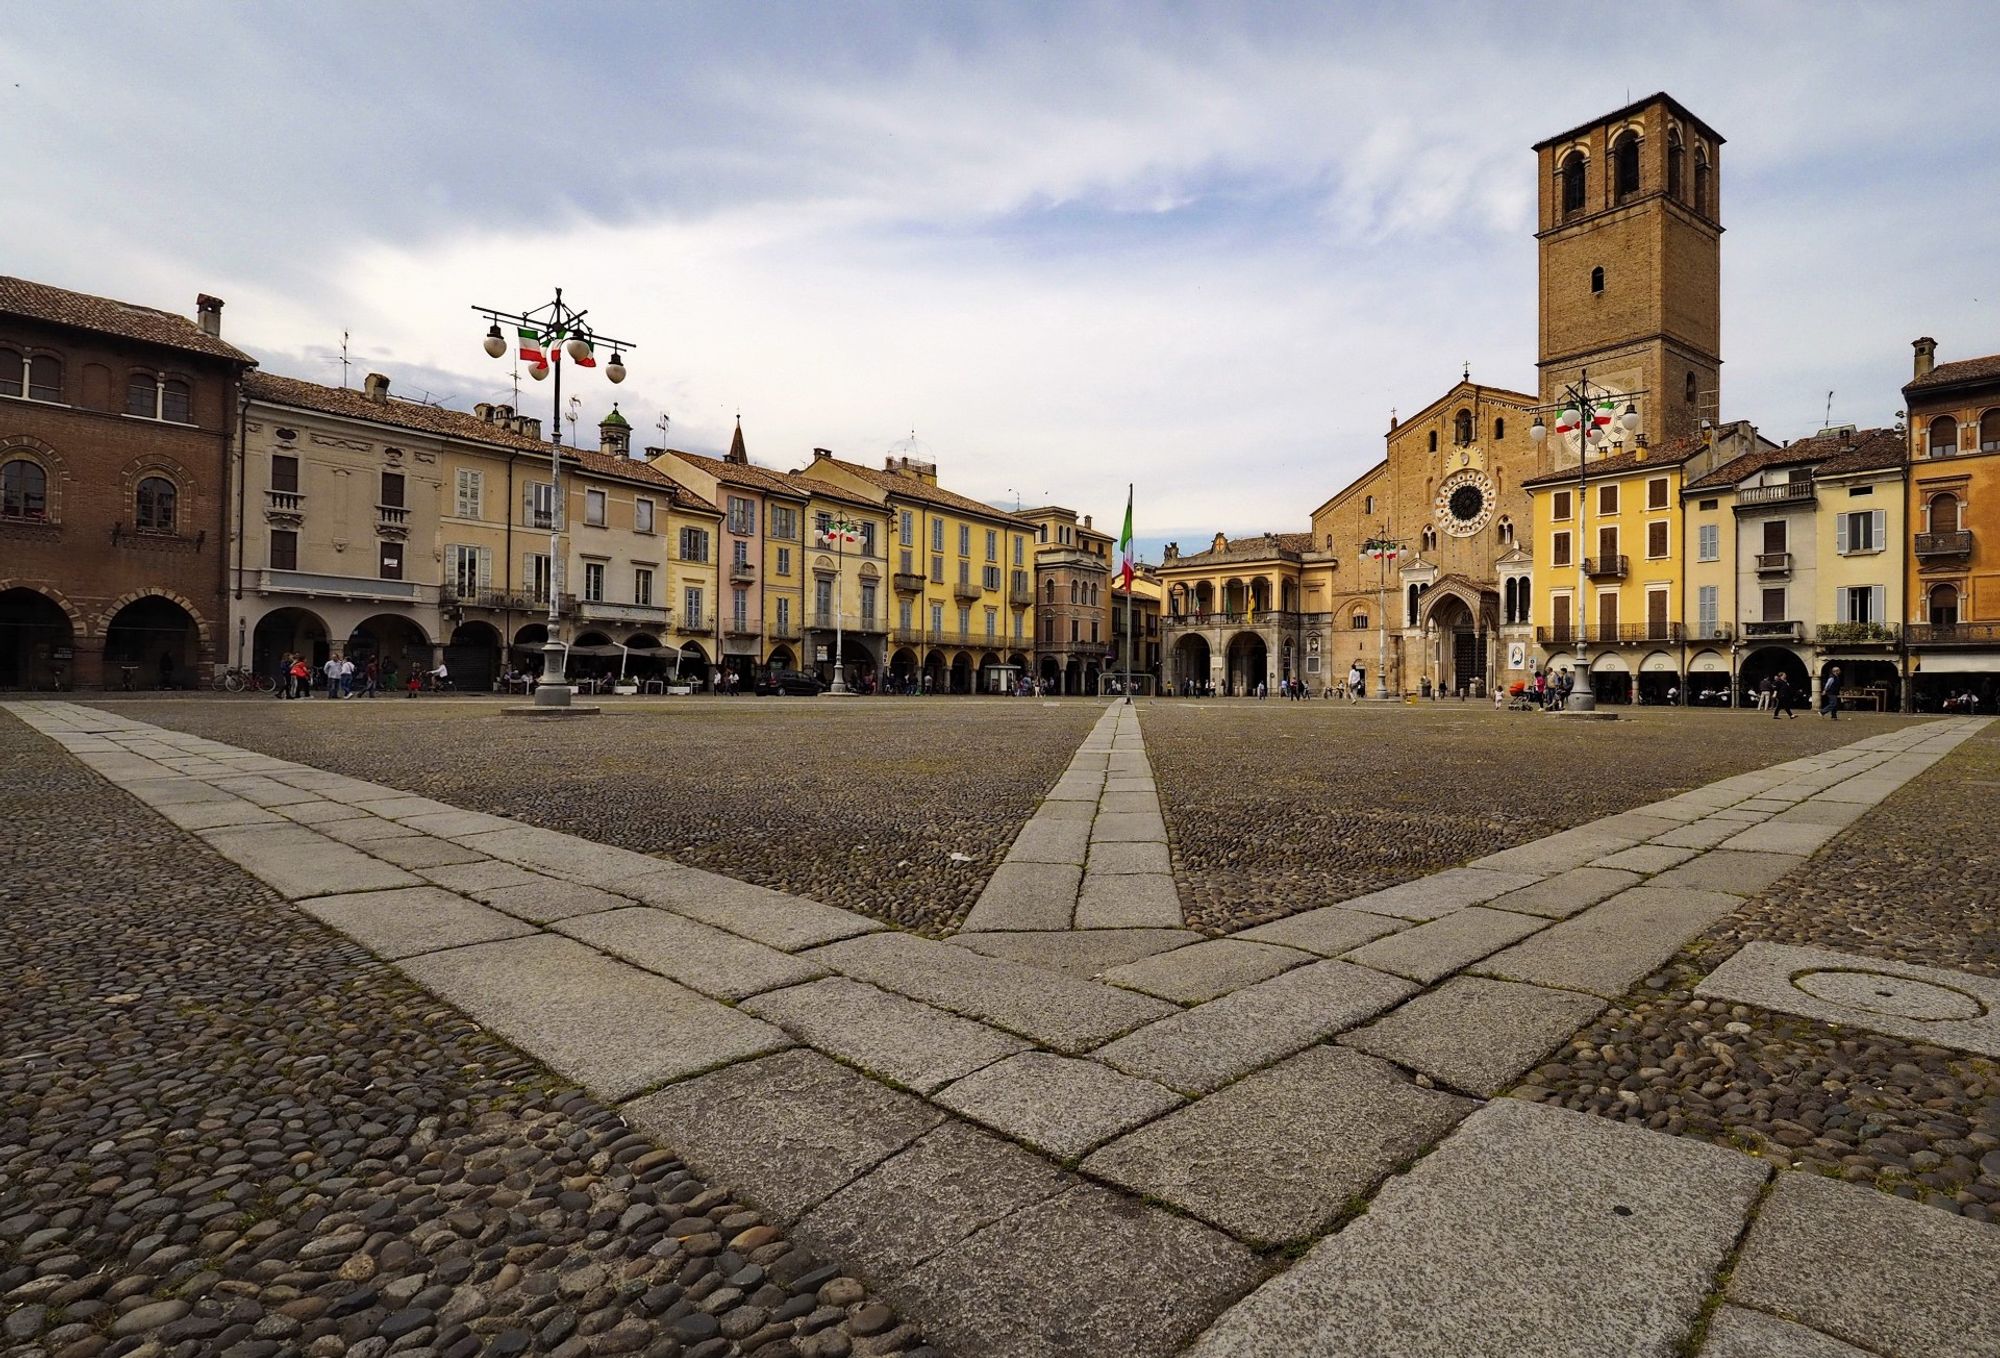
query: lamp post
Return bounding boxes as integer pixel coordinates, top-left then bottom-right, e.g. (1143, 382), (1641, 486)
(1361, 534), (1405, 699)
(1528, 370), (1643, 712)
(472, 290), (633, 709)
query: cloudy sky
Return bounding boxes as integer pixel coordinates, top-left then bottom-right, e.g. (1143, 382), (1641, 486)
(7, 3), (1996, 557)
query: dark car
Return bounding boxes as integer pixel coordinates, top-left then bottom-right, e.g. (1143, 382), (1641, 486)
(758, 669), (825, 696)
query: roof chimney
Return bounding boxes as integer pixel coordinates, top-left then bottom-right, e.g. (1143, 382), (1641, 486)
(813, 447), (832, 461)
(473, 402), (493, 422)
(196, 294), (224, 337)
(362, 372), (390, 403)
(1083, 514), (1093, 529)
(517, 416), (541, 440)
(1913, 337), (1937, 379)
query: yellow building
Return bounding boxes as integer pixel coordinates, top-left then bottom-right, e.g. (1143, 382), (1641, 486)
(785, 452), (893, 691)
(1155, 532), (1320, 694)
(800, 450), (1033, 693)
(1810, 429), (1907, 708)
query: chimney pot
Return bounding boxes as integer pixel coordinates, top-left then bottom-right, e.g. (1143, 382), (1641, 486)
(363, 372), (390, 403)
(519, 416), (541, 440)
(813, 447), (832, 461)
(195, 293), (224, 338)
(473, 402), (493, 421)
(1913, 336), (1937, 379)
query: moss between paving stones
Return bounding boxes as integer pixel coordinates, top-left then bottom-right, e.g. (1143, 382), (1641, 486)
(1515, 724), (2000, 1223)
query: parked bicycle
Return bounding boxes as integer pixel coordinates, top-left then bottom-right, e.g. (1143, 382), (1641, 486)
(216, 666), (275, 693)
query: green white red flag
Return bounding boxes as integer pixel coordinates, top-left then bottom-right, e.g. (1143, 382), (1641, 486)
(517, 327), (546, 364)
(1118, 485), (1134, 592)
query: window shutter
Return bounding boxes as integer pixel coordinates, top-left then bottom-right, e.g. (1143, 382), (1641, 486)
(478, 547), (493, 588)
(1836, 586), (1850, 617)
(1871, 510), (1885, 549)
(1870, 585), (1885, 624)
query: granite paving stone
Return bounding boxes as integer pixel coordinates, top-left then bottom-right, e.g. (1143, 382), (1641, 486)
(1104, 775), (1155, 793)
(1184, 1099), (1769, 1358)
(1085, 839), (1172, 874)
(361, 833), (492, 869)
(1697, 1307), (1875, 1358)
(1715, 819), (1844, 856)
(272, 798), (372, 825)
(414, 857), (543, 893)
(935, 1050), (1184, 1159)
(1092, 960), (1418, 1095)
(1587, 811), (1692, 840)
(887, 1183), (1267, 1358)
(315, 814), (422, 844)
(1339, 977), (1609, 1097)
(393, 808), (520, 837)
(1003, 817), (1092, 865)
(1073, 870), (1184, 928)
(451, 824), (673, 886)
(961, 862), (1081, 931)
(1091, 811), (1168, 843)
(1098, 791), (1161, 816)
(296, 884), (538, 959)
(741, 976), (1030, 1092)
(1471, 828), (1639, 875)
(806, 931), (1177, 1053)
(1728, 1170), (2000, 1358)
(1043, 775), (1103, 801)
(1475, 886), (1743, 997)
(1480, 866), (1642, 920)
(471, 874), (631, 923)
(1648, 818), (1750, 850)
(1767, 798), (1871, 828)
(1239, 905), (1406, 955)
(1648, 849), (1805, 896)
(402, 933), (792, 1099)
(1334, 867), (1545, 922)
(1032, 796), (1097, 822)
(197, 823), (423, 899)
(621, 1049), (945, 1222)
(1692, 941), (2000, 1057)
(614, 865), (884, 951)
(947, 927), (1202, 977)
(1083, 1046), (1473, 1245)
(555, 905), (827, 1000)
(1100, 938), (1314, 1003)
(351, 794), (463, 820)
(795, 1121), (1074, 1279)
(1592, 843), (1701, 874)
(155, 799), (286, 830)
(122, 776), (240, 807)
(1340, 906), (1547, 984)
(207, 774), (325, 806)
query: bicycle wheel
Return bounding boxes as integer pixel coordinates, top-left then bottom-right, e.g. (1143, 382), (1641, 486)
(222, 671), (246, 693)
(251, 673), (275, 692)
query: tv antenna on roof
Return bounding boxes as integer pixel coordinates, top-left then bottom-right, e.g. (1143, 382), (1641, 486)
(1825, 390), (1835, 427)
(339, 330), (351, 389)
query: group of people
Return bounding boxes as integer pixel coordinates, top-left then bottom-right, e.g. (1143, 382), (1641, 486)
(1753, 665), (1846, 719)
(272, 652), (449, 699)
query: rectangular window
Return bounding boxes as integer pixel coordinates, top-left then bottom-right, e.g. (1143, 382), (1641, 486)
(683, 586), (704, 629)
(381, 471), (406, 508)
(528, 481), (556, 529)
(733, 587), (749, 631)
(583, 561), (605, 602)
(1647, 477), (1669, 510)
(727, 496), (755, 536)
(1697, 523), (1719, 561)
(776, 597), (791, 633)
(1011, 569), (1029, 597)
(958, 523), (971, 556)
(900, 548), (914, 573)
(1838, 510), (1886, 554)
(1551, 531), (1571, 567)
(526, 553), (553, 603)
(931, 603), (944, 633)
(1848, 485), (1875, 498)
(1551, 490), (1572, 521)
(1597, 525), (1618, 560)
(454, 468), (482, 518)
(1763, 520), (1787, 554)
(1597, 591), (1618, 632)
(1647, 588), (1668, 636)
(1838, 585), (1885, 625)
(1070, 618), (1079, 642)
(270, 529), (298, 571)
(776, 546), (791, 576)
(1647, 520), (1669, 559)
(983, 565), (1001, 590)
(271, 455), (299, 493)
(985, 528), (998, 561)
(1699, 498), (1719, 511)
(959, 560), (971, 586)
(985, 607), (997, 637)
(899, 510), (914, 546)
(1598, 484), (1619, 516)
(1697, 584), (1719, 638)
(448, 544), (491, 595)
(635, 567), (653, 606)
(733, 539), (749, 570)
(379, 541), (403, 580)
(1013, 535), (1024, 566)
(958, 606), (970, 634)
(931, 554), (944, 584)
(635, 497), (654, 534)
(584, 488), (607, 527)
(769, 506), (797, 540)
(931, 518), (944, 552)
(679, 526), (709, 562)
(860, 522), (877, 557)
(1551, 592), (1571, 638)
(860, 583), (877, 627)
(1761, 587), (1786, 622)
(899, 599), (912, 631)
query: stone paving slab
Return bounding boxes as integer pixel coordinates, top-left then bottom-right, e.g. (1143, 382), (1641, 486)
(1043, 775), (1103, 801)
(124, 777), (240, 807)
(1073, 871), (1184, 928)
(1728, 1170), (2000, 1358)
(935, 1050), (1183, 1159)
(1693, 941), (2000, 1057)
(795, 1120), (1074, 1280)
(621, 1048), (944, 1223)
(742, 976), (1030, 1092)
(1003, 817), (1092, 865)
(208, 774), (324, 806)
(313, 814), (421, 845)
(1091, 810), (1167, 843)
(403, 933), (792, 1099)
(1084, 839), (1171, 874)
(415, 859), (544, 893)
(887, 1182), (1267, 1358)
(1185, 1099), (1769, 1358)
(615, 866), (884, 951)
(1339, 976), (1608, 1097)
(1480, 865), (1642, 920)
(948, 928), (1201, 977)
(360, 833), (491, 870)
(395, 808), (520, 837)
(1471, 827), (1639, 874)
(1104, 775), (1155, 793)
(273, 799), (373, 825)
(961, 862), (1080, 931)
(1475, 886), (1743, 998)
(1100, 938), (1314, 1003)
(1032, 797), (1097, 822)
(1340, 906), (1546, 984)
(1083, 1046), (1473, 1246)
(1091, 960), (1418, 1096)
(472, 875), (631, 923)
(1648, 848), (1805, 896)
(1098, 790), (1161, 816)
(1714, 819), (1844, 856)
(296, 885), (538, 959)
(1648, 818), (1749, 850)
(1592, 843), (1700, 874)
(1238, 905), (1405, 956)
(1768, 799), (1872, 828)
(197, 823), (423, 899)
(1698, 1307), (1875, 1358)
(555, 905), (826, 1000)
(1334, 867), (1545, 921)
(807, 932), (1177, 1053)
(451, 824), (673, 886)
(155, 799), (287, 831)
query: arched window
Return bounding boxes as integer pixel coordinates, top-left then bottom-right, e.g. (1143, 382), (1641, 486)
(1983, 409), (2000, 451)
(1668, 130), (1685, 200)
(1497, 515), (1514, 546)
(1590, 266), (1605, 294)
(1612, 132), (1640, 201)
(1929, 583), (1959, 627)
(2, 458), (48, 520)
(161, 378), (192, 423)
(1494, 417), (1505, 441)
(1351, 609), (1369, 630)
(1407, 582), (1421, 625)
(126, 372), (157, 416)
(1044, 579), (1055, 602)
(135, 475), (177, 533)
(1929, 492), (1961, 534)
(1694, 149), (1712, 216)
(1454, 409), (1473, 446)
(1365, 495), (1375, 514)
(1929, 416), (1958, 458)
(1560, 151), (1586, 215)
(1503, 578), (1515, 622)
(25, 355), (62, 403)
(0, 349), (21, 397)
(1685, 371), (1698, 405)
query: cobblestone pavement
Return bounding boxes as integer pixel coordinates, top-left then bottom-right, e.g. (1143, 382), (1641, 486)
(1140, 699), (1923, 932)
(0, 716), (929, 1358)
(75, 696), (1100, 934)
(12, 699), (2000, 1358)
(1518, 722), (2000, 1224)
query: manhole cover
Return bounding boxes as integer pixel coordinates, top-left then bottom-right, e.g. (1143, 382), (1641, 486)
(1791, 969), (1987, 1022)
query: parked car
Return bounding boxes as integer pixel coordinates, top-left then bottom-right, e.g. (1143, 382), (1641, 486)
(757, 669), (825, 696)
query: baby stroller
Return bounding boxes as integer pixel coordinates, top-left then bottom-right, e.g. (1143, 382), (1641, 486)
(1507, 680), (1536, 712)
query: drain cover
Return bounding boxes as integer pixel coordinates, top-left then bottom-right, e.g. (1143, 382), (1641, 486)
(1792, 969), (1987, 1022)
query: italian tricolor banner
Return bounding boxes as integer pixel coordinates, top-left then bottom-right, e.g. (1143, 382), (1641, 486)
(1118, 485), (1135, 592)
(517, 328), (546, 364)
(821, 518), (859, 546)
(569, 336), (597, 368)
(1555, 401), (1615, 436)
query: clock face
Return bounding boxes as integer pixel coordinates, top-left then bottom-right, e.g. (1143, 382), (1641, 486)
(1435, 468), (1497, 538)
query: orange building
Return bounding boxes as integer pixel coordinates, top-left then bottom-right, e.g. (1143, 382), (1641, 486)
(1903, 338), (2000, 709)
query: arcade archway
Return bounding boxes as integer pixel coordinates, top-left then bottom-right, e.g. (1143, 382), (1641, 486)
(1172, 634), (1211, 693)
(104, 596), (200, 689)
(1224, 632), (1267, 695)
(0, 588), (73, 689)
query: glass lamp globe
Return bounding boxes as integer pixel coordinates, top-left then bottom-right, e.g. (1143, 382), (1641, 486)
(482, 324), (506, 359)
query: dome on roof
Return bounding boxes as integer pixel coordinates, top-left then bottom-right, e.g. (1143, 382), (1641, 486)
(599, 403), (630, 428)
(886, 430), (934, 462)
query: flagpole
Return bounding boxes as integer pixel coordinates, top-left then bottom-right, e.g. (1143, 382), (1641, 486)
(829, 519), (848, 695)
(1123, 482), (1133, 704)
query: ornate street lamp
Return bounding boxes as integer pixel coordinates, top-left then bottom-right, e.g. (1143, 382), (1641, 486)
(471, 288), (636, 709)
(1361, 534), (1406, 699)
(1529, 370), (1645, 712)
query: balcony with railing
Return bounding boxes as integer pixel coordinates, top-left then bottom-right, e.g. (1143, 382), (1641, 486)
(811, 611), (887, 633)
(1915, 529), (1974, 559)
(1535, 623), (1685, 646)
(264, 490), (304, 521)
(444, 587), (568, 615)
(676, 615), (712, 636)
(769, 619), (801, 640)
(376, 504), (409, 530)
(1584, 555), (1628, 580)
(892, 628), (1018, 650)
(1741, 619), (1803, 642)
(1814, 622), (1900, 647)
(1907, 620), (2000, 646)
(575, 598), (671, 627)
(1755, 552), (1792, 575)
(729, 559), (757, 583)
(1163, 610), (1313, 630)
(893, 571), (925, 593)
(1735, 481), (1816, 509)
(260, 570), (440, 604)
(952, 580), (983, 602)
(1009, 585), (1035, 607)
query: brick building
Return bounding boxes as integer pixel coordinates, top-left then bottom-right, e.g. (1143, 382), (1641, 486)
(1022, 505), (1113, 693)
(1, 277), (253, 689)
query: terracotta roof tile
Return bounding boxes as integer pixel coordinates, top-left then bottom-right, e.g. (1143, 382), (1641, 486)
(1, 275), (256, 364)
(1905, 353), (2000, 393)
(812, 455), (1031, 526)
(1683, 426), (1897, 491)
(1815, 429), (1907, 476)
(1521, 437), (1703, 489)
(662, 449), (809, 500)
(1165, 531), (1314, 568)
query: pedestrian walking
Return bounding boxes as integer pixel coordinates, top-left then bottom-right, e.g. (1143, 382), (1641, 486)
(1756, 675), (1773, 711)
(289, 655), (309, 698)
(1772, 673), (1797, 719)
(1819, 665), (1843, 720)
(339, 656), (356, 697)
(364, 658), (379, 698)
(275, 652), (292, 698)
(322, 656), (341, 698)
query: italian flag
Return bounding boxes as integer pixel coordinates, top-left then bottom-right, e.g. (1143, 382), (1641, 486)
(569, 336), (597, 368)
(517, 328), (547, 364)
(1555, 401), (1616, 436)
(1117, 485), (1134, 592)
(822, 519), (858, 546)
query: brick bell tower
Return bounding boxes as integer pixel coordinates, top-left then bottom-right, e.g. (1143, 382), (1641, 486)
(1535, 93), (1724, 445)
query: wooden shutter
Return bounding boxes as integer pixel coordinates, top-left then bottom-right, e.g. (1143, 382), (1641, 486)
(1647, 589), (1668, 635)
(1597, 592), (1619, 632)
